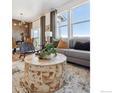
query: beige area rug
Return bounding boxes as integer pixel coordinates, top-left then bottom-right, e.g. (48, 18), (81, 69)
(12, 55), (90, 93)
(12, 53), (22, 62)
(12, 53), (25, 62)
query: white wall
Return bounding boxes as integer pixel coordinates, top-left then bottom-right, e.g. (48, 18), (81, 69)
(32, 19), (40, 29)
(45, 12), (50, 26)
(32, 13), (50, 31)
(31, 19), (41, 39)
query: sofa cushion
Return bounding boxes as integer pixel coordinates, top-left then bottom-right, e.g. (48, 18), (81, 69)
(66, 49), (90, 60)
(69, 37), (90, 48)
(74, 42), (90, 51)
(56, 48), (90, 60)
(56, 48), (68, 55)
(57, 39), (69, 49)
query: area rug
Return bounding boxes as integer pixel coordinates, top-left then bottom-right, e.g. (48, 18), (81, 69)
(12, 61), (90, 93)
(12, 53), (24, 62)
(12, 54), (20, 62)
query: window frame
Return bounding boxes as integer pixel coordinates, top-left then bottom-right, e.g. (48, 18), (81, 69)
(56, 1), (90, 38)
(31, 28), (41, 48)
(71, 1), (90, 37)
(56, 10), (70, 38)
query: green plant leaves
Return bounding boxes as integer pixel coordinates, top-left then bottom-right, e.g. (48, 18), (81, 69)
(39, 43), (57, 59)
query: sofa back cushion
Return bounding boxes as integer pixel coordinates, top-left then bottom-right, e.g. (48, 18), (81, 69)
(74, 42), (90, 51)
(69, 37), (90, 48)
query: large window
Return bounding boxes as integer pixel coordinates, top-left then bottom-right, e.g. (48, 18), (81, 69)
(31, 28), (40, 48)
(72, 3), (90, 37)
(56, 11), (69, 38)
(56, 2), (90, 38)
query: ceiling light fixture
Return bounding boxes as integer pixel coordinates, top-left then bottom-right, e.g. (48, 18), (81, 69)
(19, 13), (25, 26)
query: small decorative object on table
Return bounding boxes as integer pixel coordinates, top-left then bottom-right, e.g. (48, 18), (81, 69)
(39, 43), (57, 59)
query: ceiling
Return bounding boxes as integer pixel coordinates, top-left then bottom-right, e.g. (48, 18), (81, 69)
(12, 0), (73, 22)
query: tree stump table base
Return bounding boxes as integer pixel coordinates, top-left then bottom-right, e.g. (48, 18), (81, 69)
(23, 53), (67, 93)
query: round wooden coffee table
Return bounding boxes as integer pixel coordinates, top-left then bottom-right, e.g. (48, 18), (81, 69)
(23, 53), (67, 93)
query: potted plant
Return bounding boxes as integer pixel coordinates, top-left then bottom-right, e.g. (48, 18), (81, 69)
(39, 43), (57, 59)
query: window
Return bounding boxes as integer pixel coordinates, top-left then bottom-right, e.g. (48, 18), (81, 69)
(31, 28), (40, 48)
(72, 3), (90, 37)
(56, 11), (69, 38)
(56, 2), (90, 38)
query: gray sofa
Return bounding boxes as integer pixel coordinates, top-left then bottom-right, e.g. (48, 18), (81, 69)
(56, 37), (90, 67)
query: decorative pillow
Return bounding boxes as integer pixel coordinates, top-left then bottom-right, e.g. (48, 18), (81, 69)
(57, 39), (69, 49)
(74, 42), (90, 51)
